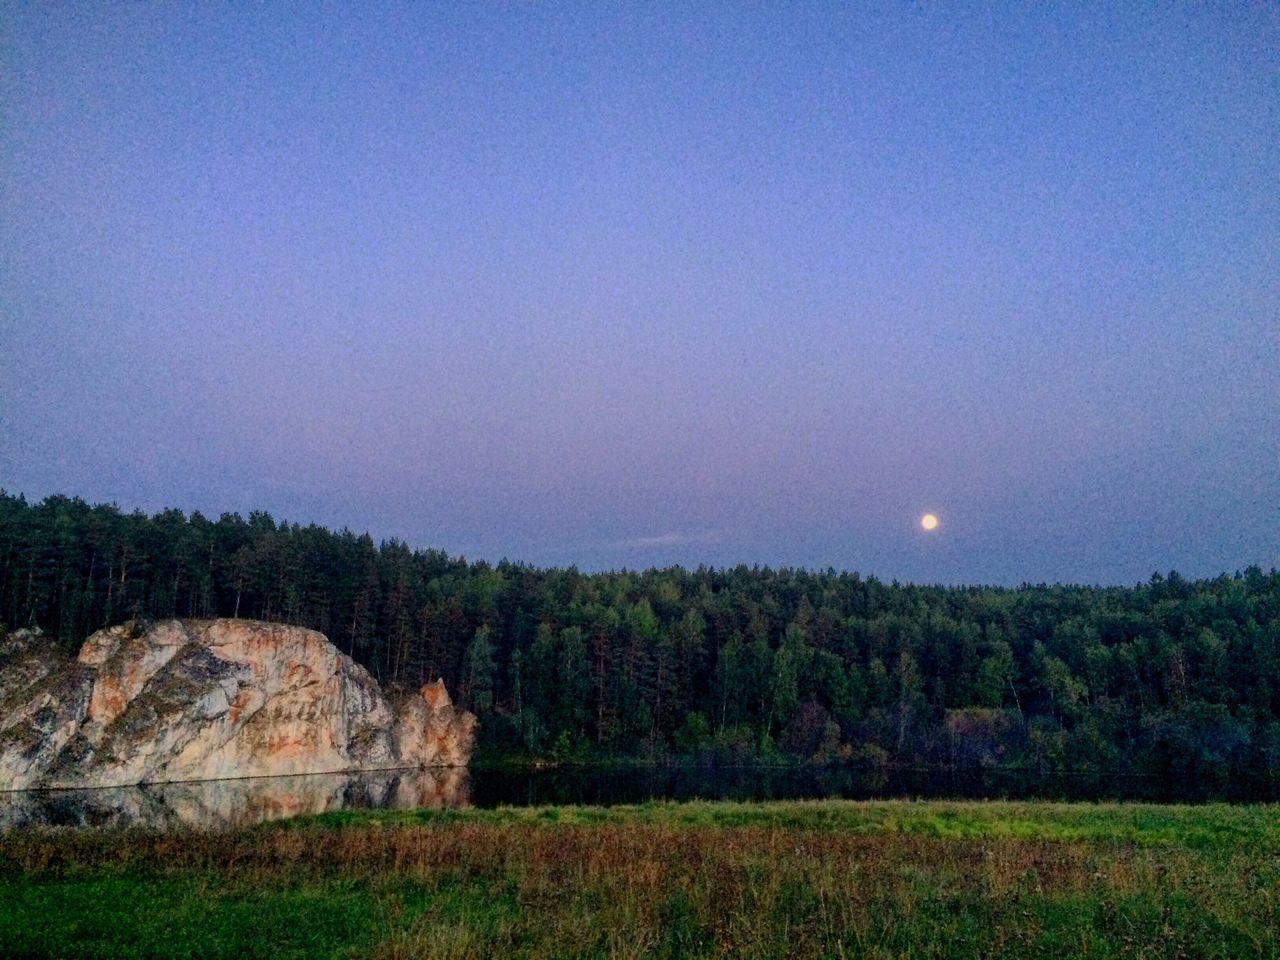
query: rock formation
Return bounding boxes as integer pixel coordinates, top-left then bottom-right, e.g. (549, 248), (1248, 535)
(0, 619), (475, 790)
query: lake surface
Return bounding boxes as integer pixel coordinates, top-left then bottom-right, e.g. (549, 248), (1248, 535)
(2, 764), (1275, 830)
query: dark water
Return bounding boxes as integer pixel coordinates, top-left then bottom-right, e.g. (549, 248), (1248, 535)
(473, 763), (1280, 808)
(2, 764), (1275, 831)
(476, 768), (1274, 814)
(0, 767), (469, 831)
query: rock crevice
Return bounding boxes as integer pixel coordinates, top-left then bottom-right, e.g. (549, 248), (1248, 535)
(0, 619), (475, 789)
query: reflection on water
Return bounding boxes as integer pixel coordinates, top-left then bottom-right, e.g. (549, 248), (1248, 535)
(3, 763), (1275, 830)
(0, 767), (469, 830)
(471, 764), (1280, 808)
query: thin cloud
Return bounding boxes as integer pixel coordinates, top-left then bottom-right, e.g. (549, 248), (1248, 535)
(615, 531), (722, 550)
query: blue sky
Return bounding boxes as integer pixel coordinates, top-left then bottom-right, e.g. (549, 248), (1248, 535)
(2, 3), (1276, 584)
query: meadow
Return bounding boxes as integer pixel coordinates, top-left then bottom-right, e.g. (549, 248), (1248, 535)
(1, 799), (1276, 959)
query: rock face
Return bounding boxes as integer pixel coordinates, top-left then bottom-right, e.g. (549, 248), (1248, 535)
(0, 619), (475, 790)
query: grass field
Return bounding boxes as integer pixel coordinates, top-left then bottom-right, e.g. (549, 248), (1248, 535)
(1, 799), (1277, 959)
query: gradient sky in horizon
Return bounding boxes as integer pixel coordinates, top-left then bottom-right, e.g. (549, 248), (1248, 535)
(2, 3), (1277, 585)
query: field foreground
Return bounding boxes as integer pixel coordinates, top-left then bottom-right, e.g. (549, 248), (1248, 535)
(1, 799), (1277, 959)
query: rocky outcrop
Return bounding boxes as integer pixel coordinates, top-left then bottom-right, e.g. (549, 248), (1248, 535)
(0, 619), (475, 790)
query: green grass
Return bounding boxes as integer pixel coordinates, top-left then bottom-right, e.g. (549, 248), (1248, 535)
(2, 800), (1277, 959)
(299, 798), (1280, 849)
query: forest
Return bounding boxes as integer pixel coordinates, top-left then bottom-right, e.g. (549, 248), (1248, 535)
(1, 492), (1278, 778)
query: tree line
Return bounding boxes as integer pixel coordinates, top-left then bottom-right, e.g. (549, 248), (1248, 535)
(2, 492), (1278, 778)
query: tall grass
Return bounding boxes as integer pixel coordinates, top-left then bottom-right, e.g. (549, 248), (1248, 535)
(2, 800), (1276, 959)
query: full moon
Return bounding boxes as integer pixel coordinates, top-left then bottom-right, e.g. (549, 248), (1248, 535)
(920, 513), (939, 531)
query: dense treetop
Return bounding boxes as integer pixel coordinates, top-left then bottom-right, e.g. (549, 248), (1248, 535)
(1, 492), (1277, 776)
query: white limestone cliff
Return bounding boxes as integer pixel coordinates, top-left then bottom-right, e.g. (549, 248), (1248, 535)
(0, 619), (476, 790)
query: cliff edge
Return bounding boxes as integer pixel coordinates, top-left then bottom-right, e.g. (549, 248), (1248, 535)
(0, 619), (475, 789)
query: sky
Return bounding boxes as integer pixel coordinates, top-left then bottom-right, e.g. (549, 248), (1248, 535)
(1, 3), (1277, 585)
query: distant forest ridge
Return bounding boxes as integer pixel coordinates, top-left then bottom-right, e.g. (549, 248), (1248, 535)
(2, 492), (1278, 775)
